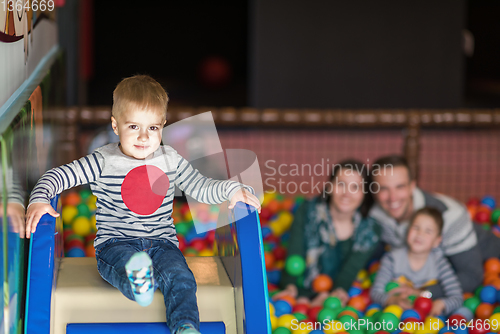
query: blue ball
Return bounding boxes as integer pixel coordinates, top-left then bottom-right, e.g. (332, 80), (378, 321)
(439, 326), (453, 334)
(309, 331), (323, 334)
(348, 286), (362, 297)
(480, 285), (497, 304)
(261, 226), (271, 238)
(455, 327), (469, 334)
(401, 309), (421, 321)
(267, 270), (281, 285)
(366, 303), (382, 311)
(454, 306), (474, 321)
(66, 248), (85, 257)
(481, 196), (496, 209)
(274, 299), (292, 317)
(496, 289), (500, 304)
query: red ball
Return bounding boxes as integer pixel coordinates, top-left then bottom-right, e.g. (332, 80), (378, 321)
(273, 246), (287, 261)
(413, 296), (433, 317)
(260, 208), (272, 222)
(190, 239), (206, 252)
(447, 314), (466, 327)
(469, 320), (489, 334)
(206, 230), (215, 244)
(475, 211), (491, 223)
(292, 303), (309, 315)
(307, 306), (323, 322)
(467, 198), (480, 207)
(177, 236), (186, 252)
(66, 238), (84, 250)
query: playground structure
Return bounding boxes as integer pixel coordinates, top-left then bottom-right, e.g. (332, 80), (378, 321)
(25, 197), (270, 334)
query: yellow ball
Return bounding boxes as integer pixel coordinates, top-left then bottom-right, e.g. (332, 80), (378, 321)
(489, 313), (500, 331)
(323, 320), (344, 334)
(270, 315), (278, 330)
(361, 278), (372, 289)
(357, 269), (368, 281)
(184, 211), (193, 222)
(424, 316), (443, 333)
(400, 321), (416, 334)
(269, 303), (275, 316)
(366, 308), (380, 317)
(90, 215), (97, 231)
(87, 201), (97, 212)
(292, 325), (311, 334)
(62, 206), (78, 225)
(278, 211), (293, 228)
(277, 314), (297, 329)
(72, 216), (91, 236)
(198, 249), (213, 257)
(383, 305), (403, 318)
(269, 221), (286, 237)
(275, 260), (285, 270)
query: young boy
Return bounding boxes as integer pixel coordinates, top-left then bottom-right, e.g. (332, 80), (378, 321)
(370, 207), (463, 316)
(25, 75), (261, 334)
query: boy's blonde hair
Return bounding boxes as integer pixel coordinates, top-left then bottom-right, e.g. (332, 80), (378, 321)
(112, 75), (169, 122)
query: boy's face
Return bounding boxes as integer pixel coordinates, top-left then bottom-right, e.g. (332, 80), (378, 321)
(111, 109), (166, 160)
(406, 214), (442, 254)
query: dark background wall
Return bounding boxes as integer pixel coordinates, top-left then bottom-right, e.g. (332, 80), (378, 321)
(250, 0), (465, 109)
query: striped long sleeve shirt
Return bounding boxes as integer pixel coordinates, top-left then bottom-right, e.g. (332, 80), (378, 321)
(370, 247), (463, 315)
(29, 143), (253, 247)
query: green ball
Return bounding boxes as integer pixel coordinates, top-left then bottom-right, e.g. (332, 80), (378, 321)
(77, 203), (91, 217)
(318, 308), (338, 323)
(344, 306), (359, 314)
(285, 255), (306, 276)
(263, 243), (273, 252)
(80, 189), (92, 200)
(408, 295), (416, 303)
(475, 286), (483, 297)
(293, 312), (307, 322)
(269, 290), (279, 298)
(379, 312), (399, 332)
(482, 224), (491, 231)
(324, 296), (342, 309)
(491, 209), (500, 224)
(385, 281), (399, 292)
(273, 327), (291, 334)
(370, 311), (382, 321)
(349, 330), (365, 334)
(175, 222), (191, 236)
(359, 316), (373, 330)
(296, 275), (305, 288)
(370, 272), (377, 282)
(464, 296), (481, 313)
(494, 306), (500, 314)
(339, 315), (356, 327)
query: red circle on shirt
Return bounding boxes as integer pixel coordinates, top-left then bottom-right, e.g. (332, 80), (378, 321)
(121, 165), (170, 215)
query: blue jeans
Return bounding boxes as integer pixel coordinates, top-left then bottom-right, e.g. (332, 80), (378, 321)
(95, 238), (200, 332)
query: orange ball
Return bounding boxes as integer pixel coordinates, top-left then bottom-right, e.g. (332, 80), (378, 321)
(483, 272), (499, 285)
(277, 295), (296, 308)
(467, 206), (477, 220)
(64, 192), (81, 206)
(475, 303), (494, 320)
(489, 278), (500, 290)
(312, 274), (333, 293)
(85, 244), (95, 257)
(484, 258), (500, 274)
(369, 261), (380, 274)
(463, 292), (474, 300)
(266, 200), (281, 214)
(265, 252), (275, 270)
(348, 295), (368, 311)
(281, 198), (295, 211)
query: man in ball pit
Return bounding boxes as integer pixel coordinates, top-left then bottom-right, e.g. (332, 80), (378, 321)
(369, 155), (500, 301)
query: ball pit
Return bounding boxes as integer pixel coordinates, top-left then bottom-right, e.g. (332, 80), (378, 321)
(60, 189), (220, 258)
(266, 194), (500, 334)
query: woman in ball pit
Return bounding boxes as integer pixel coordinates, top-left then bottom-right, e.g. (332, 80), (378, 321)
(274, 159), (381, 307)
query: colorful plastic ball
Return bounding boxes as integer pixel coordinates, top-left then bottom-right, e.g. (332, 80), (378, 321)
(267, 270), (281, 285)
(480, 286), (497, 304)
(454, 306), (474, 321)
(318, 308), (338, 323)
(72, 216), (91, 237)
(383, 305), (403, 318)
(274, 300), (293, 317)
(64, 192), (81, 206)
(293, 303), (309, 315)
(324, 296), (342, 310)
(66, 247), (85, 257)
(348, 286), (362, 297)
(66, 238), (84, 250)
(261, 226), (271, 238)
(273, 246), (287, 261)
(469, 319), (489, 334)
(485, 258), (500, 274)
(413, 296), (433, 317)
(348, 295), (368, 311)
(385, 281), (400, 292)
(307, 306), (322, 322)
(481, 196), (496, 209)
(175, 222), (191, 237)
(464, 296), (481, 313)
(62, 206), (78, 225)
(491, 209), (500, 224)
(277, 314), (297, 329)
(379, 312), (400, 332)
(488, 313), (500, 331)
(475, 211), (491, 223)
(401, 309), (421, 321)
(476, 303), (494, 320)
(292, 311), (307, 322)
(273, 327), (291, 334)
(285, 255), (306, 276)
(198, 249), (213, 257)
(312, 274), (333, 293)
(85, 244), (95, 257)
(270, 315), (278, 331)
(77, 203), (91, 217)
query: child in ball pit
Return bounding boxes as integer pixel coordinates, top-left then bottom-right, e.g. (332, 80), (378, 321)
(25, 75), (261, 334)
(370, 207), (463, 316)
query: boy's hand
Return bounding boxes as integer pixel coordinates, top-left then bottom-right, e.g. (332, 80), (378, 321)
(228, 188), (261, 213)
(272, 284), (298, 301)
(429, 299), (446, 317)
(0, 203), (26, 238)
(330, 287), (349, 306)
(25, 203), (60, 238)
